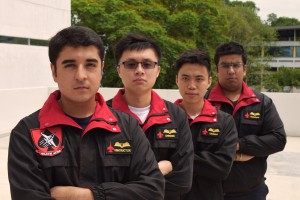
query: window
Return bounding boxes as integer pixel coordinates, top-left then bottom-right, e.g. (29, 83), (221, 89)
(267, 46), (293, 57)
(0, 35), (48, 46)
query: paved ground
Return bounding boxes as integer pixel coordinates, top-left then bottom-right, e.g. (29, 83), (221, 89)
(0, 133), (299, 200)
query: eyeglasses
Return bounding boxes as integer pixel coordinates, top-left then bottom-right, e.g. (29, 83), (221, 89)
(118, 60), (158, 70)
(218, 62), (244, 69)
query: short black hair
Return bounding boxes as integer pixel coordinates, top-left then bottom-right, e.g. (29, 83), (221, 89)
(114, 33), (161, 64)
(174, 49), (211, 76)
(214, 41), (247, 66)
(49, 26), (104, 72)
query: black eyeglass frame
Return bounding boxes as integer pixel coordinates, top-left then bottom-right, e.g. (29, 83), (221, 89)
(218, 62), (244, 69)
(117, 61), (159, 69)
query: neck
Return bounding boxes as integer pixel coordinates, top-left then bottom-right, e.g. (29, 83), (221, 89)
(223, 88), (242, 102)
(181, 99), (204, 116)
(123, 89), (152, 108)
(59, 97), (96, 118)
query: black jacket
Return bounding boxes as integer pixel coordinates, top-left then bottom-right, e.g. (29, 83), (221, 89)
(8, 91), (165, 200)
(206, 82), (286, 196)
(175, 99), (238, 200)
(107, 89), (194, 200)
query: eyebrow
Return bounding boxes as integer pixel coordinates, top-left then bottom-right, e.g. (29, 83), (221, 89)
(86, 58), (99, 63)
(61, 58), (99, 65)
(181, 74), (204, 77)
(61, 59), (75, 64)
(125, 58), (153, 62)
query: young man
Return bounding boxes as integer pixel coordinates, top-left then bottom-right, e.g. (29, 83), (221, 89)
(7, 26), (165, 200)
(106, 33), (193, 199)
(206, 41), (287, 200)
(173, 49), (238, 200)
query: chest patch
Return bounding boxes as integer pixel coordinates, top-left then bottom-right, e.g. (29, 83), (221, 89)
(31, 126), (64, 156)
(244, 111), (261, 119)
(106, 140), (132, 154)
(201, 127), (220, 137)
(156, 128), (178, 139)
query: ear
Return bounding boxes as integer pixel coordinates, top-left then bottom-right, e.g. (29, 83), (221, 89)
(101, 61), (105, 76)
(101, 61), (105, 70)
(243, 64), (247, 76)
(175, 75), (179, 86)
(116, 65), (122, 78)
(50, 64), (57, 83)
(208, 76), (212, 89)
(156, 65), (161, 78)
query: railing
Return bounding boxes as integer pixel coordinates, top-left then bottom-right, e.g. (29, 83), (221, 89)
(259, 57), (300, 68)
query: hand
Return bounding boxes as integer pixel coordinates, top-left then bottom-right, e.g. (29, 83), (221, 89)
(50, 186), (94, 200)
(236, 143), (240, 151)
(235, 153), (254, 162)
(158, 160), (173, 176)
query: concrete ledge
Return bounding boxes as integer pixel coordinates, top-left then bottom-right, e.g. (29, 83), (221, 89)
(1, 87), (299, 136)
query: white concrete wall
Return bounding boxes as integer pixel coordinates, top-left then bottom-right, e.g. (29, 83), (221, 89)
(0, 0), (70, 132)
(0, 0), (70, 89)
(0, 87), (299, 137)
(0, 43), (55, 89)
(0, 0), (70, 40)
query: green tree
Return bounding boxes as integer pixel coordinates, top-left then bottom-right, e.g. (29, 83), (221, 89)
(71, 0), (278, 89)
(267, 13), (300, 26)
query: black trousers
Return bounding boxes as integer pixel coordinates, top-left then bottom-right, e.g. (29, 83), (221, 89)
(224, 181), (269, 200)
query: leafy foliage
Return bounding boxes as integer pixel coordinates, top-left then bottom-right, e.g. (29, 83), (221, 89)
(71, 0), (279, 90)
(267, 13), (300, 26)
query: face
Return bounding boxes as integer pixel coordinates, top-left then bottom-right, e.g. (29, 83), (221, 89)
(215, 54), (246, 93)
(51, 45), (103, 106)
(176, 63), (212, 105)
(117, 48), (160, 94)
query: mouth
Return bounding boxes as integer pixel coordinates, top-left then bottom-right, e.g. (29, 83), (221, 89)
(186, 92), (198, 96)
(74, 86), (89, 90)
(133, 78), (146, 83)
(227, 77), (236, 81)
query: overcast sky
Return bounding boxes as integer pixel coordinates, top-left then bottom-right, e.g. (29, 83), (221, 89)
(241, 0), (300, 21)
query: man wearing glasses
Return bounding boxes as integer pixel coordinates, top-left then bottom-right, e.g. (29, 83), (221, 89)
(106, 33), (193, 200)
(206, 41), (286, 200)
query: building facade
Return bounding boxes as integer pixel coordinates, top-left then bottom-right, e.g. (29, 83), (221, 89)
(0, 0), (70, 133)
(264, 25), (300, 68)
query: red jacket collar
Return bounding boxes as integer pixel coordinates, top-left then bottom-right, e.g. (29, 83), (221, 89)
(112, 89), (171, 131)
(208, 82), (260, 116)
(174, 99), (217, 125)
(39, 90), (121, 134)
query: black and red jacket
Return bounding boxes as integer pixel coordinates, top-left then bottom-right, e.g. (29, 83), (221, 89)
(8, 90), (165, 200)
(174, 99), (237, 200)
(107, 89), (194, 200)
(206, 82), (286, 196)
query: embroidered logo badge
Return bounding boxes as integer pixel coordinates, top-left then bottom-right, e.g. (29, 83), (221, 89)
(156, 128), (177, 139)
(106, 140), (132, 154)
(202, 128), (208, 135)
(31, 126), (64, 156)
(244, 111), (261, 119)
(201, 127), (220, 137)
(208, 128), (220, 136)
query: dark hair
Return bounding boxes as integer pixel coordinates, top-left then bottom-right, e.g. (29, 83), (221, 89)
(114, 33), (161, 63)
(48, 26), (104, 71)
(214, 41), (247, 66)
(174, 49), (211, 76)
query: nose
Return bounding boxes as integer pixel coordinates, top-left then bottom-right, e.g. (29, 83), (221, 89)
(75, 65), (87, 81)
(134, 63), (145, 75)
(188, 80), (196, 90)
(227, 66), (235, 74)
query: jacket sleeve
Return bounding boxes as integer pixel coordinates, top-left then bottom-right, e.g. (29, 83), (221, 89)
(8, 120), (55, 200)
(91, 117), (165, 200)
(239, 95), (287, 157)
(164, 107), (194, 198)
(193, 113), (238, 180)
